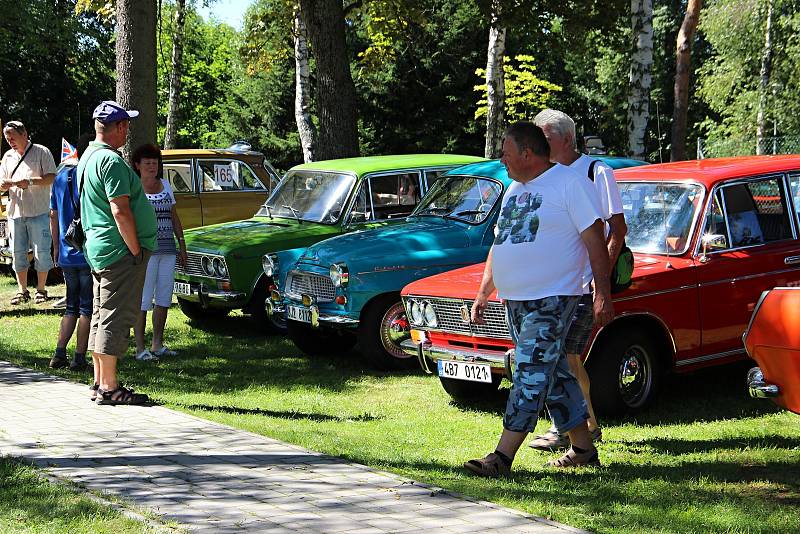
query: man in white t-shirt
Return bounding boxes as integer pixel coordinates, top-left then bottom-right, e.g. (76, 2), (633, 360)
(464, 122), (614, 478)
(529, 109), (627, 451)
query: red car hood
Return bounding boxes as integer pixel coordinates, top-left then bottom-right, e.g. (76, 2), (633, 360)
(401, 253), (696, 301)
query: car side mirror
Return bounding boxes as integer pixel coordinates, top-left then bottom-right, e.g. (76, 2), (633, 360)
(700, 233), (727, 262)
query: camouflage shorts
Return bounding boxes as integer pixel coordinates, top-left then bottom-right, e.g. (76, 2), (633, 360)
(503, 295), (589, 433)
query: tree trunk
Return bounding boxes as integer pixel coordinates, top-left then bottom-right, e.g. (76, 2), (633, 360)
(164, 0), (187, 149)
(670, 0), (702, 161)
(627, 0), (654, 159)
(298, 0), (359, 160)
(116, 0), (158, 159)
(294, 7), (317, 162)
(484, 2), (506, 159)
(756, 0), (774, 155)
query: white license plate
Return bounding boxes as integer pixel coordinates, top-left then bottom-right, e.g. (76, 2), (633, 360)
(173, 282), (192, 296)
(437, 360), (492, 383)
(287, 305), (311, 323)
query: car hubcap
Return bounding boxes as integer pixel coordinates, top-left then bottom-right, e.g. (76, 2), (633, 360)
(380, 302), (411, 359)
(618, 344), (651, 408)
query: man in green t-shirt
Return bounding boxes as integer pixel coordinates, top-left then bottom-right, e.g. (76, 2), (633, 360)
(77, 100), (157, 406)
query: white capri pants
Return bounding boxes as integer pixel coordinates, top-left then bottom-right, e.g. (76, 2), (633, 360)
(141, 253), (177, 311)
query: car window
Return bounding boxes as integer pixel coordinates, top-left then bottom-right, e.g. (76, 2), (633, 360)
(198, 159), (261, 192)
(702, 191), (730, 249)
(424, 169), (447, 190)
(369, 172), (422, 220)
(413, 175), (502, 224)
(348, 181), (372, 223)
(789, 173), (800, 219)
(720, 177), (792, 247)
(163, 160), (193, 193)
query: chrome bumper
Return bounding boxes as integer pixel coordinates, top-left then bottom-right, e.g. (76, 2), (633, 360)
(175, 283), (245, 305)
(0, 246), (11, 264)
(280, 301), (360, 328)
(402, 339), (514, 380)
(747, 367), (780, 399)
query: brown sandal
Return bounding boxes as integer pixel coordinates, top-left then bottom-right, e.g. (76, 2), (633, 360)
(546, 446), (601, 468)
(10, 290), (30, 305)
(34, 289), (48, 304)
(464, 452), (511, 478)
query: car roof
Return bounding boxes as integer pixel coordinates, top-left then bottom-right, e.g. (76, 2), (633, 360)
(161, 148), (265, 158)
(288, 154), (487, 175)
(615, 155), (800, 186)
(446, 156), (647, 183)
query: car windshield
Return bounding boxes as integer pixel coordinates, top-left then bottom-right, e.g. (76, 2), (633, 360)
(411, 175), (502, 224)
(257, 170), (356, 223)
(621, 182), (704, 254)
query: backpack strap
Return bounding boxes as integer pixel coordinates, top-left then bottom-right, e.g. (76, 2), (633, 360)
(587, 160), (598, 182)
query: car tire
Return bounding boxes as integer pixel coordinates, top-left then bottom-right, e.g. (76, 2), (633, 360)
(246, 281), (286, 334)
(587, 329), (663, 417)
(178, 298), (230, 320)
(439, 374), (503, 402)
(287, 319), (356, 356)
(358, 294), (416, 371)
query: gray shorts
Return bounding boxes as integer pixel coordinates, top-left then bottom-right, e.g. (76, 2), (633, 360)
(564, 294), (594, 356)
(89, 250), (151, 357)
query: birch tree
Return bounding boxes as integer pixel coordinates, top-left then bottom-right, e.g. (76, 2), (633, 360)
(484, 1), (506, 158)
(670, 0), (702, 161)
(293, 5), (316, 162)
(116, 0), (158, 157)
(756, 0), (774, 154)
(164, 0), (187, 149)
(627, 0), (653, 159)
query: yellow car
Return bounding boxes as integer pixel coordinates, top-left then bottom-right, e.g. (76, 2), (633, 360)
(162, 142), (281, 229)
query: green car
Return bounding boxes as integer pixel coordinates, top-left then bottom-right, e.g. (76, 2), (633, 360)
(172, 154), (486, 330)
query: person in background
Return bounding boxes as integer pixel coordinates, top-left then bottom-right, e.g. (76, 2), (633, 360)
(131, 143), (187, 361)
(528, 109), (627, 451)
(79, 101), (157, 405)
(49, 133), (94, 373)
(0, 121), (57, 305)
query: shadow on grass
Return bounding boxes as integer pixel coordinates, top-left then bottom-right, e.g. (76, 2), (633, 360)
(167, 401), (381, 422)
(627, 435), (800, 455)
(0, 306), (66, 317)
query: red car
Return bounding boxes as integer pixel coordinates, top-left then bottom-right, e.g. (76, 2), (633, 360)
(745, 287), (800, 414)
(400, 156), (800, 415)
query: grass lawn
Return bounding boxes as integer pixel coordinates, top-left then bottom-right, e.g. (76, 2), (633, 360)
(0, 456), (154, 533)
(0, 275), (798, 533)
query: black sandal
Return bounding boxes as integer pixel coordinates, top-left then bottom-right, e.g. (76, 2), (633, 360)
(10, 290), (30, 305)
(95, 386), (149, 406)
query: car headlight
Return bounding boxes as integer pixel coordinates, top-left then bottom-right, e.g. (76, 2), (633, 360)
(212, 257), (227, 278)
(262, 253), (277, 277)
(329, 263), (349, 287)
(201, 255), (213, 276)
(422, 300), (437, 327)
(408, 300), (425, 326)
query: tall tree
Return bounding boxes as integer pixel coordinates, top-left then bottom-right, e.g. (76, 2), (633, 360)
(293, 5), (316, 162)
(756, 0), (774, 154)
(670, 0), (703, 161)
(483, 0), (506, 158)
(116, 0), (158, 156)
(164, 0), (188, 149)
(627, 0), (654, 158)
(298, 0), (359, 159)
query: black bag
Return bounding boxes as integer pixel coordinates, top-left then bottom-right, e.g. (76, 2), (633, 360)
(63, 168), (85, 250)
(587, 160), (633, 294)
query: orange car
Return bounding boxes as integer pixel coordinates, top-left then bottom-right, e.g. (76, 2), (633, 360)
(745, 287), (800, 414)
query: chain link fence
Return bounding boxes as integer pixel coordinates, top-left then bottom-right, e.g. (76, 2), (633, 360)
(697, 136), (800, 159)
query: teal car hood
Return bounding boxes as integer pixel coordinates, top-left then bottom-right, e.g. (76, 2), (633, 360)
(185, 217), (336, 258)
(298, 217), (472, 270)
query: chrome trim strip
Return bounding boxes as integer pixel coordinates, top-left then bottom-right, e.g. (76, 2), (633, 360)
(612, 284), (696, 303)
(675, 348), (746, 367)
(743, 289), (771, 347)
(697, 266), (800, 288)
(785, 255), (800, 265)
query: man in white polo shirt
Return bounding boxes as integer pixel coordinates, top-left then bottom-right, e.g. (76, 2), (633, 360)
(465, 121), (613, 478)
(0, 121), (57, 305)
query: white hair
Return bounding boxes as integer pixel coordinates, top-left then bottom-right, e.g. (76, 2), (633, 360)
(533, 109), (577, 149)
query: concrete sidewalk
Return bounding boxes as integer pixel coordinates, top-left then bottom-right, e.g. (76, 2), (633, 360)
(0, 361), (585, 533)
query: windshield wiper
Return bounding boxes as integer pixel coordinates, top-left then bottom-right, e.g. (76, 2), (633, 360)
(415, 206), (451, 216)
(452, 209), (485, 217)
(282, 204), (302, 223)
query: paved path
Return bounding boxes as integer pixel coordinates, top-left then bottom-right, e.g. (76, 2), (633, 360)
(0, 362), (584, 533)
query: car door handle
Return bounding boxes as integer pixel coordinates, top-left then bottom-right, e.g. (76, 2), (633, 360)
(785, 255), (800, 265)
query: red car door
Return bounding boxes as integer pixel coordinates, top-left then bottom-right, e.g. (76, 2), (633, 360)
(695, 174), (800, 362)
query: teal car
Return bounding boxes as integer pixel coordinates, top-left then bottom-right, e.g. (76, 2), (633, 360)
(173, 154), (486, 329)
(269, 157), (648, 369)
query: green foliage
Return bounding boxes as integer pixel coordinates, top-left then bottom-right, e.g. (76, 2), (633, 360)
(474, 55), (562, 124)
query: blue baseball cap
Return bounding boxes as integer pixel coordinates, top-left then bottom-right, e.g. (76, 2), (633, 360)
(92, 100), (139, 124)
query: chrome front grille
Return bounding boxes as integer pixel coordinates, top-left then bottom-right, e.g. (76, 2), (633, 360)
(412, 297), (510, 339)
(174, 251), (228, 280)
(286, 271), (336, 302)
